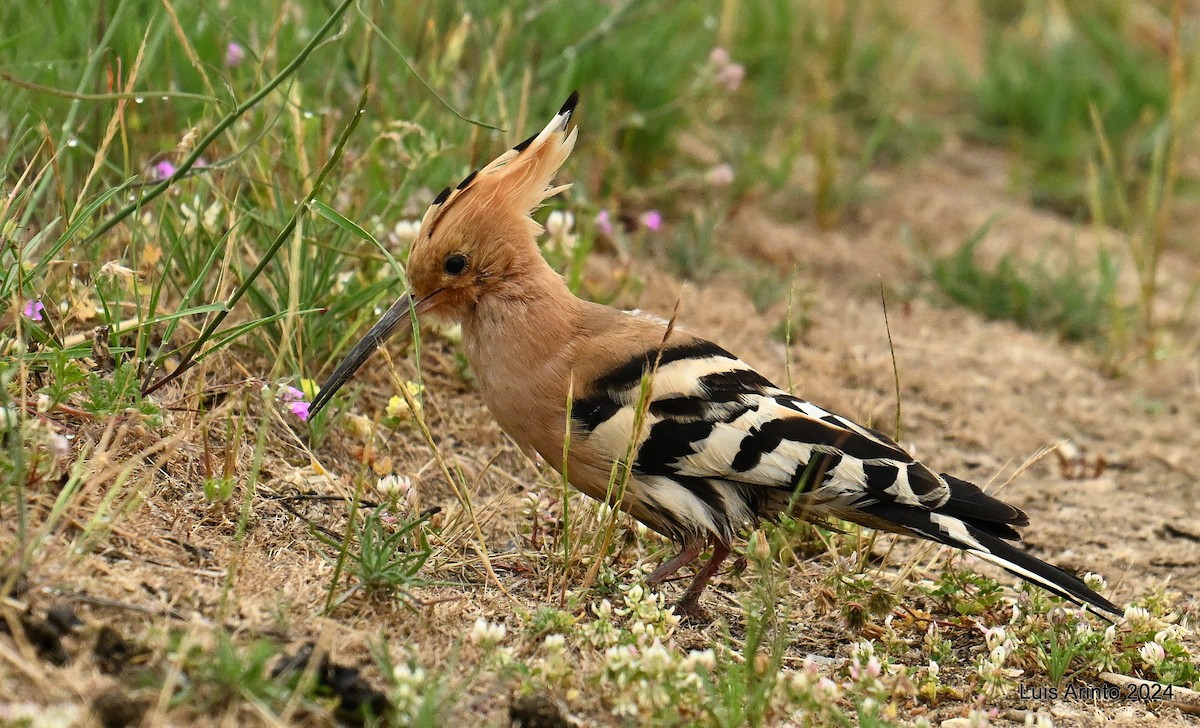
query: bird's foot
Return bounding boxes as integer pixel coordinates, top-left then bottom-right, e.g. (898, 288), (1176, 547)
(673, 594), (713, 624)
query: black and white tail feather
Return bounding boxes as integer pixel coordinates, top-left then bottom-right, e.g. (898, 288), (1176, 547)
(572, 335), (1122, 620)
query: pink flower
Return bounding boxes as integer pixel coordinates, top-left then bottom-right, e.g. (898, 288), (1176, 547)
(153, 160), (176, 180)
(709, 47), (731, 67)
(716, 63), (745, 91)
(640, 210), (663, 231)
(225, 42), (246, 68)
(595, 209), (614, 236)
(277, 385), (309, 420)
(22, 300), (44, 321)
(705, 163), (735, 186)
(289, 400), (310, 421)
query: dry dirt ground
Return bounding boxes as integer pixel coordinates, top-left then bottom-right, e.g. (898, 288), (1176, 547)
(5, 144), (1200, 726)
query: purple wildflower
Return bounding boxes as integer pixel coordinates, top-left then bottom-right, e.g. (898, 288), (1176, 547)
(289, 400), (310, 421)
(225, 42), (246, 68)
(22, 300), (44, 321)
(153, 160), (176, 180)
(276, 385), (310, 420)
(640, 210), (663, 231)
(595, 209), (614, 236)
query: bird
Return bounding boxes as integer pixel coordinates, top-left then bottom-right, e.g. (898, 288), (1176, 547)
(309, 91), (1121, 620)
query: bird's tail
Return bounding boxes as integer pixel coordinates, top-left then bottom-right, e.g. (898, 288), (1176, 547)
(857, 501), (1122, 621)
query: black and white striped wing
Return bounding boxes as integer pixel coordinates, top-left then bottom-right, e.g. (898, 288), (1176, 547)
(573, 339), (953, 518)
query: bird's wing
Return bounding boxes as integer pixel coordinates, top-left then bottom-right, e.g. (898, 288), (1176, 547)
(571, 335), (953, 513)
(568, 323), (1119, 619)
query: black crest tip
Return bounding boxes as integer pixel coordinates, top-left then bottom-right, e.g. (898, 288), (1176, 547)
(432, 186), (452, 205)
(456, 169), (479, 190)
(558, 90), (580, 117)
(512, 132), (537, 152)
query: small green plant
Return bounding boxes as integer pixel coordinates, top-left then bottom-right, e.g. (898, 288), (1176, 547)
(38, 351), (90, 409)
(922, 222), (1120, 344)
(85, 361), (163, 425)
(664, 206), (724, 280)
(923, 564), (1006, 618)
(828, 571), (897, 632)
(526, 606), (575, 640)
(177, 635), (288, 710)
(324, 506), (434, 604)
(1033, 618), (1088, 685)
(201, 417), (241, 503)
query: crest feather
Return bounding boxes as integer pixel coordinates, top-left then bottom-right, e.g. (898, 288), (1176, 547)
(417, 92), (579, 236)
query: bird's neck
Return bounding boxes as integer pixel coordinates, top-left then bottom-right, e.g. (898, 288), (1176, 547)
(459, 257), (581, 462)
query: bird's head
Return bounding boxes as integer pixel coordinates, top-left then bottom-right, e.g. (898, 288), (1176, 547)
(308, 91), (579, 415)
(406, 91), (578, 321)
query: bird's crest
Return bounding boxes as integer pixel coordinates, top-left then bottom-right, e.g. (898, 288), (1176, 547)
(416, 91), (579, 243)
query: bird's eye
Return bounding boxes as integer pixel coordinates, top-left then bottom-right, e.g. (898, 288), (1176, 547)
(443, 253), (468, 276)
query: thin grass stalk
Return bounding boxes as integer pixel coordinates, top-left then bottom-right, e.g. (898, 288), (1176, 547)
(220, 390), (274, 622)
(880, 281), (902, 441)
(555, 377), (574, 606)
(388, 352), (515, 603)
(582, 305), (679, 590)
(324, 473), (367, 614)
(143, 45), (372, 395)
(83, 0), (357, 248)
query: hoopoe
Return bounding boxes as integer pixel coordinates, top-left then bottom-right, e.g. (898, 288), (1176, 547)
(310, 92), (1120, 619)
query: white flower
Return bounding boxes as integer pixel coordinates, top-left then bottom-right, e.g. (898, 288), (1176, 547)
(393, 663), (426, 684)
(546, 210), (573, 238)
(865, 656), (882, 679)
(683, 648), (716, 673)
(47, 433), (70, 458)
(928, 659), (939, 679)
(1124, 606), (1152, 626)
(542, 634), (566, 653)
(1083, 572), (1107, 591)
(469, 617), (507, 647)
(1139, 641), (1166, 666)
(377, 474), (413, 496)
(393, 219), (420, 243)
(180, 196), (223, 235)
(815, 676), (841, 700)
(544, 209), (578, 255)
(641, 639), (673, 675)
(1024, 711), (1054, 728)
(984, 626), (1008, 651)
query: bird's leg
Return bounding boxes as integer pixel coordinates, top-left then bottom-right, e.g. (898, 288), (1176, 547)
(676, 541), (732, 619)
(645, 540), (706, 587)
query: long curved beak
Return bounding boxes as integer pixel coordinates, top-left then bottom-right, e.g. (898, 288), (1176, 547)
(308, 292), (421, 416)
